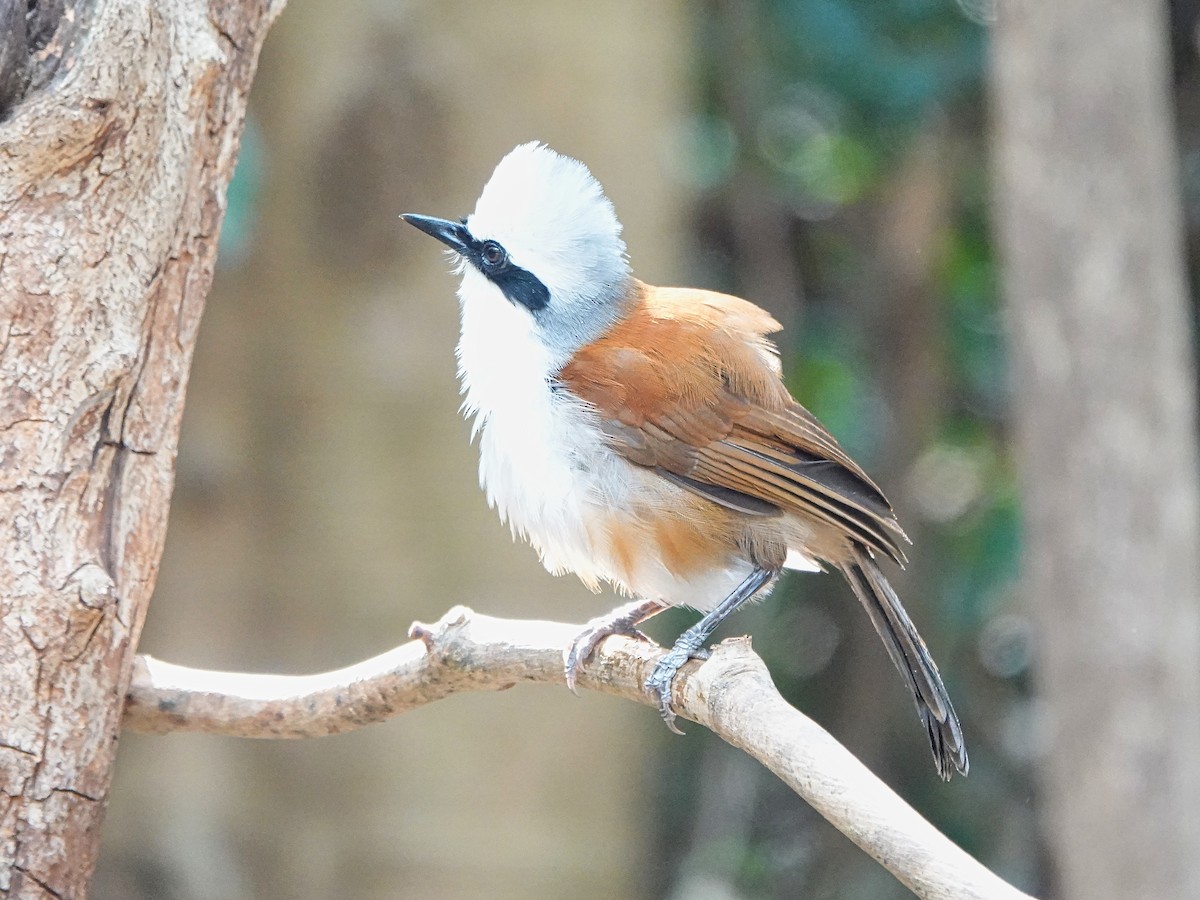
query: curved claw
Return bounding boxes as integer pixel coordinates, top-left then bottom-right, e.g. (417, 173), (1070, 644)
(644, 646), (708, 735)
(565, 628), (617, 695)
(657, 689), (685, 735)
(564, 599), (667, 694)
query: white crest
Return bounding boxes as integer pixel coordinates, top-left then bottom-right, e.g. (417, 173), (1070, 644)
(468, 143), (629, 289)
(460, 142), (632, 367)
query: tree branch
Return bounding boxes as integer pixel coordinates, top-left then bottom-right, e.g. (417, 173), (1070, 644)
(124, 606), (1032, 900)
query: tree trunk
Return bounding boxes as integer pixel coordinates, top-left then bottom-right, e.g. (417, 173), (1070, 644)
(991, 2), (1200, 898)
(0, 0), (281, 894)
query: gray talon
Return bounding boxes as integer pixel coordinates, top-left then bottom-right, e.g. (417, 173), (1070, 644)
(645, 649), (697, 734)
(564, 598), (669, 695)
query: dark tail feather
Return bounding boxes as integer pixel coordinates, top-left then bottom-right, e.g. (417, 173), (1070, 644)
(839, 544), (968, 779)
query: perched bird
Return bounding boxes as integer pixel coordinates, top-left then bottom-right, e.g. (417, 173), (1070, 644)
(403, 142), (967, 778)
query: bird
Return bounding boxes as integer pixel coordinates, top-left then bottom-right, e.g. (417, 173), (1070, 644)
(402, 142), (967, 779)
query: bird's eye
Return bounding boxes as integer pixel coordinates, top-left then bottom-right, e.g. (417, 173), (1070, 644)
(479, 240), (507, 269)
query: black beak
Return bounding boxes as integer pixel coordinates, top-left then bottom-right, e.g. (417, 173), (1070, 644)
(401, 213), (471, 254)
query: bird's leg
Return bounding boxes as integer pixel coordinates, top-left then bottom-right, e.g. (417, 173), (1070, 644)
(645, 566), (777, 734)
(564, 598), (669, 694)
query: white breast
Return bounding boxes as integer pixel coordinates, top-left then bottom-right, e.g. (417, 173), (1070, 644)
(452, 272), (809, 610)
(456, 271), (628, 589)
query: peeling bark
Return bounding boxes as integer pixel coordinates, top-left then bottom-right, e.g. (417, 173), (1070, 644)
(0, 0), (282, 894)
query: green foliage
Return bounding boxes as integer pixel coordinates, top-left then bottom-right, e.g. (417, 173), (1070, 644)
(768, 0), (985, 129)
(786, 311), (871, 453)
(940, 176), (1008, 414)
(693, 0), (987, 209)
(217, 119), (264, 268)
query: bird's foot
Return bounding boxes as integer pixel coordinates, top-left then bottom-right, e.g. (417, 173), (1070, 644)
(643, 641), (711, 735)
(564, 600), (664, 694)
(641, 567), (776, 734)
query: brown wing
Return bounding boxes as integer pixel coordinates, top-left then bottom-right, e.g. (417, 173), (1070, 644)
(558, 282), (909, 565)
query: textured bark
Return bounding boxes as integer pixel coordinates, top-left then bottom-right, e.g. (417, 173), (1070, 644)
(0, 0), (282, 894)
(991, 2), (1200, 898)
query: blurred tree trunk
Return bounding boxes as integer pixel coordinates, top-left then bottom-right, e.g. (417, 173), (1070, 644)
(991, 2), (1200, 898)
(0, 0), (279, 895)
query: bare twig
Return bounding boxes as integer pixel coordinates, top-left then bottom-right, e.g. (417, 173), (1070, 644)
(124, 606), (1033, 900)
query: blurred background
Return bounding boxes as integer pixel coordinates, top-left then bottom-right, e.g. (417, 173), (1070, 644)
(92, 1), (1200, 898)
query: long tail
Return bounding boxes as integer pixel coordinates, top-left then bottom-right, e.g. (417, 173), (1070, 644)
(839, 544), (968, 779)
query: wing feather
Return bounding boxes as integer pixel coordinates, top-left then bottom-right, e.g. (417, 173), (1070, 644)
(558, 282), (908, 565)
(693, 447), (903, 560)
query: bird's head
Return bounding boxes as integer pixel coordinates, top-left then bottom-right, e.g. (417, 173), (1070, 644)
(403, 142), (632, 369)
